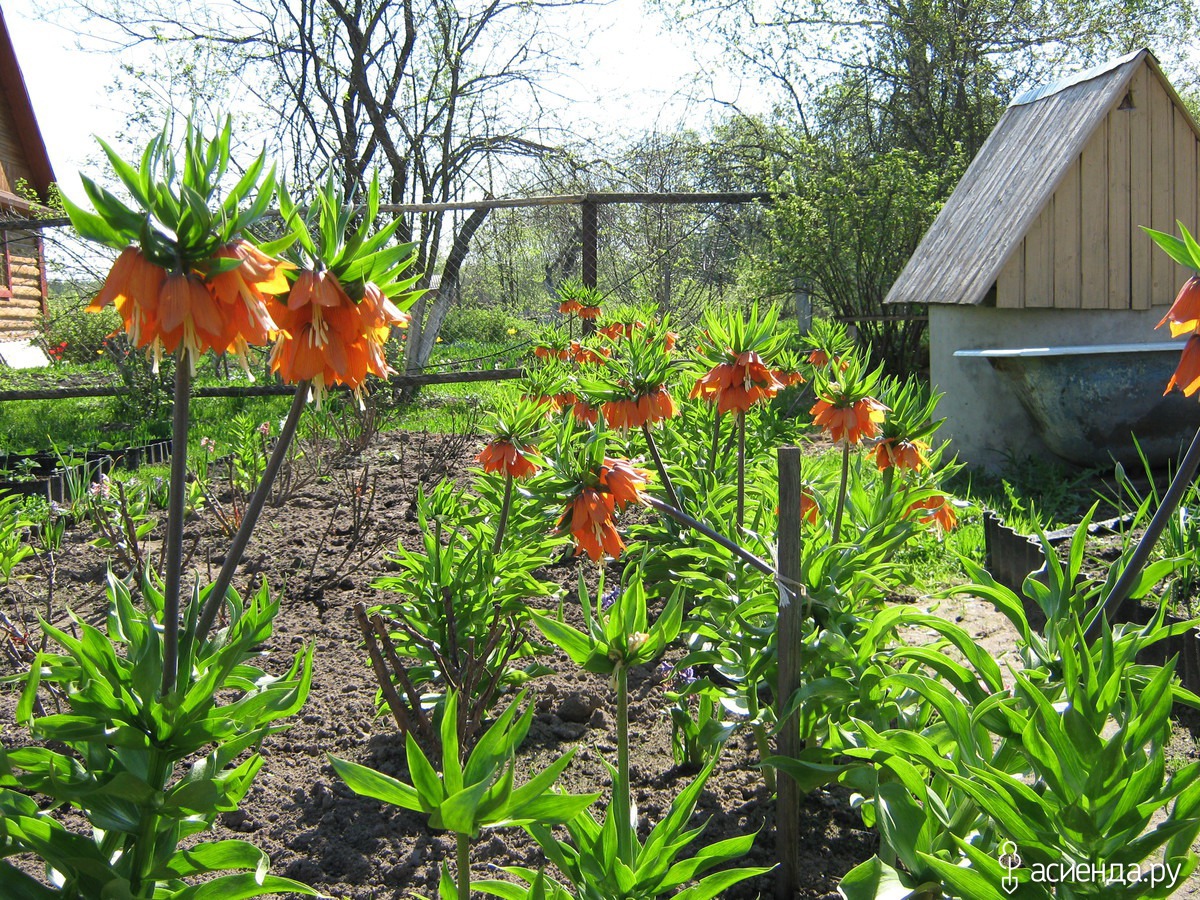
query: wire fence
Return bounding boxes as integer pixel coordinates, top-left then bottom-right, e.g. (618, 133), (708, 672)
(0, 192), (787, 390)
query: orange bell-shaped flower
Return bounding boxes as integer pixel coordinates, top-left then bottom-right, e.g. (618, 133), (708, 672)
(1158, 275), (1200, 338)
(1166, 334), (1200, 396)
(477, 440), (540, 478)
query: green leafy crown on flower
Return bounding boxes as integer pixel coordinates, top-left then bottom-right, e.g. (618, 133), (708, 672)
(278, 172), (422, 301)
(485, 397), (549, 447)
(556, 278), (603, 308)
(579, 320), (678, 403)
(694, 302), (787, 367)
(877, 377), (944, 444)
(63, 117), (275, 277)
(811, 350), (884, 406)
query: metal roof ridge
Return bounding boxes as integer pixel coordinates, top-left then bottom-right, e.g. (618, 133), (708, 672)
(1009, 48), (1149, 107)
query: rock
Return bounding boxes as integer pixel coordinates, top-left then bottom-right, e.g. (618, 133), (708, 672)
(551, 721), (586, 740)
(557, 690), (600, 723)
(588, 707), (608, 729)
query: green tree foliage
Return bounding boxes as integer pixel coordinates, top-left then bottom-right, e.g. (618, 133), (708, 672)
(768, 140), (964, 373)
(657, 0), (1200, 373)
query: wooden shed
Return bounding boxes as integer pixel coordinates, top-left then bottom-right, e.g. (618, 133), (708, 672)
(885, 49), (1200, 469)
(0, 6), (54, 342)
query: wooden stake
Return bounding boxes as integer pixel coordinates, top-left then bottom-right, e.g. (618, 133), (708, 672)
(775, 446), (803, 899)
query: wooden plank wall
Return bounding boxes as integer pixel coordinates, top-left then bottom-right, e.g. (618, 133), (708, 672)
(995, 60), (1200, 310)
(0, 88), (34, 198)
(0, 231), (44, 340)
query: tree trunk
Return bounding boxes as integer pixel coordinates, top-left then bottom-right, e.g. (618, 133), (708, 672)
(401, 205), (492, 391)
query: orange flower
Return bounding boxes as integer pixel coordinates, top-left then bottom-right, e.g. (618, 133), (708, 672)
(571, 398), (600, 425)
(690, 350), (786, 414)
(556, 459), (648, 561)
(569, 341), (610, 365)
(906, 495), (957, 534)
(602, 385), (677, 429)
(810, 396), (888, 445)
(88, 247), (167, 349)
(1158, 275), (1200, 337)
(477, 440), (540, 478)
(579, 305), (602, 320)
(560, 488), (625, 561)
(270, 271), (406, 401)
(600, 320), (645, 340)
(599, 322), (625, 340)
(875, 438), (928, 472)
(89, 240), (296, 369)
(663, 331), (678, 352)
(158, 271), (228, 360)
(207, 240), (289, 349)
(801, 485), (819, 525)
(774, 369), (806, 387)
(559, 299), (582, 315)
(1166, 335), (1200, 396)
(600, 457), (650, 510)
(807, 349), (848, 371)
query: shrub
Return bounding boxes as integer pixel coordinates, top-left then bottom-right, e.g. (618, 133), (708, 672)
(439, 305), (526, 345)
(42, 285), (121, 363)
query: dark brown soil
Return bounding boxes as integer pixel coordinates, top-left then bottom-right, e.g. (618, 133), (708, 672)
(0, 429), (873, 899)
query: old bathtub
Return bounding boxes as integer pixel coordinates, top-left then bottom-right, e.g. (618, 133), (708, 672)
(954, 342), (1200, 466)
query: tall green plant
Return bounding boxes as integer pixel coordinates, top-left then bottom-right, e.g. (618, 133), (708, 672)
(0, 574), (315, 899)
(332, 690), (598, 900)
(530, 566), (771, 899)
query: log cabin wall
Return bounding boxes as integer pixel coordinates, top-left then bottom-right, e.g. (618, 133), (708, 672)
(996, 60), (1200, 310)
(0, 230), (45, 339)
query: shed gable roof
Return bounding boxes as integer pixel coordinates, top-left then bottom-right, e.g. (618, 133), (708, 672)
(884, 49), (1188, 306)
(0, 6), (55, 206)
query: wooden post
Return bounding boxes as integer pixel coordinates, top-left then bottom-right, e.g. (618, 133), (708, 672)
(581, 198), (598, 290)
(775, 446), (803, 899)
(581, 198), (598, 335)
(794, 279), (811, 336)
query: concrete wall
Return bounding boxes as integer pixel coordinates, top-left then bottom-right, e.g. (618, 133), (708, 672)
(930, 304), (1169, 470)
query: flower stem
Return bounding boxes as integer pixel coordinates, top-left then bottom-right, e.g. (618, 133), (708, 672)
(736, 410), (746, 529)
(162, 350), (192, 695)
(1089, 424), (1200, 639)
(709, 408), (721, 469)
(491, 473), (513, 556)
(195, 380), (311, 648)
(832, 442), (850, 544)
(456, 831), (471, 900)
(614, 661), (635, 866)
(753, 723), (776, 793)
(644, 495), (804, 604)
(129, 749), (170, 897)
(641, 422), (683, 512)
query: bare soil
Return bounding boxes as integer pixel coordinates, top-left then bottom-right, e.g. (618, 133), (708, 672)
(3, 428), (1199, 898)
(0, 430), (869, 900)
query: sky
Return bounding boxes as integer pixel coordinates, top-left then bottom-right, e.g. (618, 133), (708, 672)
(1, 0), (760, 201)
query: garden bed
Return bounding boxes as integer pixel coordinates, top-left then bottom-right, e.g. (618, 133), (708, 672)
(0, 428), (871, 899)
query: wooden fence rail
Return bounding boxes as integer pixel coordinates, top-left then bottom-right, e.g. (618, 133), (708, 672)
(0, 366), (525, 403)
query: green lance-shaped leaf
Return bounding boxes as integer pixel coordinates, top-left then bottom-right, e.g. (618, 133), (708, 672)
(333, 689), (599, 841)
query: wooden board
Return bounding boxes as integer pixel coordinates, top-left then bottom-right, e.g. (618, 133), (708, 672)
(996, 244), (1025, 308)
(1025, 203), (1055, 307)
(1175, 104), (1198, 291)
(883, 55), (1139, 307)
(1108, 103), (1132, 308)
(1080, 120), (1109, 308)
(1054, 161), (1082, 307)
(1150, 68), (1176, 305)
(1130, 65), (1153, 309)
